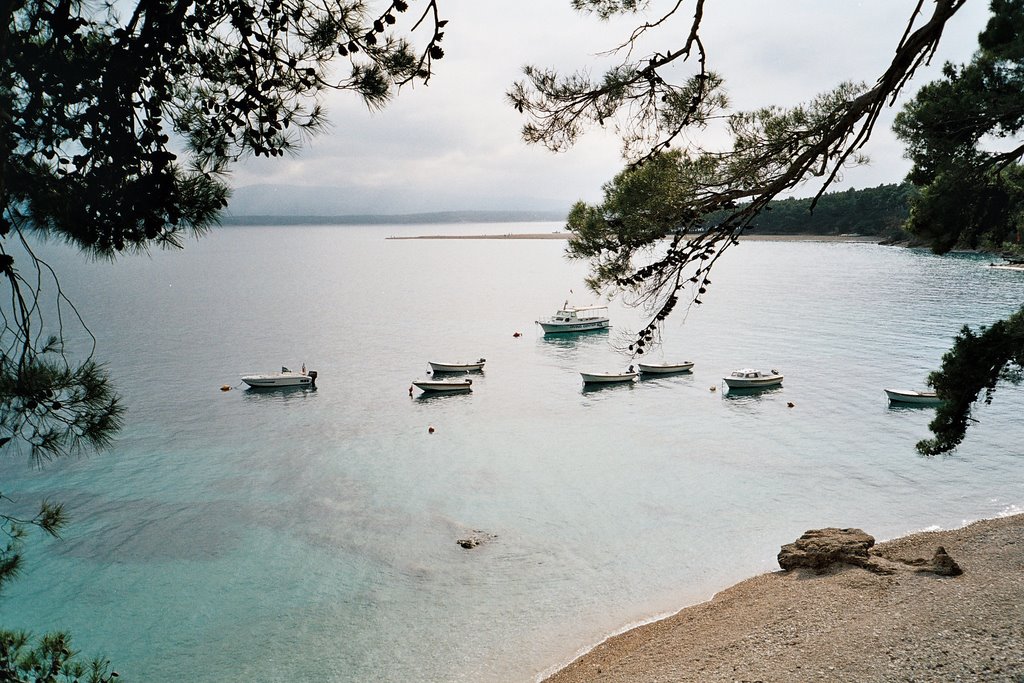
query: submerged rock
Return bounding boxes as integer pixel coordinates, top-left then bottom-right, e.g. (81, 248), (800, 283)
(777, 527), (878, 573)
(456, 530), (496, 550)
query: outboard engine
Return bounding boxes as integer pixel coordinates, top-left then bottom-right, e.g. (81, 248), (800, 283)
(307, 370), (318, 387)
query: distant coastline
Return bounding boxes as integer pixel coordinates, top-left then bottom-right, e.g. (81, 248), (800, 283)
(220, 210), (568, 226)
(388, 233), (882, 242)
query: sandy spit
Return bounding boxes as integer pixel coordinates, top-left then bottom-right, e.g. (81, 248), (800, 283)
(540, 514), (1024, 683)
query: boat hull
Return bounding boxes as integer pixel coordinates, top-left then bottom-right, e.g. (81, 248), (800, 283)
(884, 389), (942, 405)
(413, 380), (473, 393)
(638, 362), (694, 375)
(723, 376), (783, 388)
(428, 361), (485, 373)
(242, 373), (315, 388)
(537, 319), (610, 334)
(580, 372), (638, 384)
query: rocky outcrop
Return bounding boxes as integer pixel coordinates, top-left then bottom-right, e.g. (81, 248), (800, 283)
(901, 545), (965, 576)
(777, 528), (882, 573)
(779, 528), (966, 577)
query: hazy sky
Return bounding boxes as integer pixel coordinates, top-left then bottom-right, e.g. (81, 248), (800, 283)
(231, 0), (994, 210)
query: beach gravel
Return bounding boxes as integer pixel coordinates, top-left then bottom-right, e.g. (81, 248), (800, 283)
(541, 514), (1024, 683)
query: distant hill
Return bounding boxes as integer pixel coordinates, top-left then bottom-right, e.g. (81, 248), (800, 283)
(220, 210), (569, 225)
(224, 183), (572, 218)
(223, 182), (917, 234)
(748, 183), (915, 237)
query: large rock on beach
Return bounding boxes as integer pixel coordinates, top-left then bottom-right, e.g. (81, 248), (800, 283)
(902, 545), (965, 576)
(777, 527), (877, 572)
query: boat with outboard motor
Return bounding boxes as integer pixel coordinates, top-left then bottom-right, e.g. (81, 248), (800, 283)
(241, 366), (317, 388)
(580, 370), (638, 385)
(428, 358), (485, 373)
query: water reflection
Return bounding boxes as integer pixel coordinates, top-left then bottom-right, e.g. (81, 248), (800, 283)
(241, 385), (318, 402)
(722, 385), (784, 401)
(580, 380), (636, 394)
(414, 389), (473, 401)
(537, 328), (610, 349)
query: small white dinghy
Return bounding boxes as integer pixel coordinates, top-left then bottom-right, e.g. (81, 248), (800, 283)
(884, 388), (942, 406)
(637, 361), (694, 375)
(723, 368), (783, 389)
(580, 370), (638, 385)
(428, 358), (485, 373)
(413, 378), (473, 393)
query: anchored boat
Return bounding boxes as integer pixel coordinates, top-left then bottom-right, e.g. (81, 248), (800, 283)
(884, 388), (942, 406)
(723, 369), (783, 389)
(413, 378), (473, 393)
(536, 305), (610, 335)
(241, 366), (317, 389)
(580, 370), (638, 385)
(637, 361), (694, 375)
(428, 358), (485, 373)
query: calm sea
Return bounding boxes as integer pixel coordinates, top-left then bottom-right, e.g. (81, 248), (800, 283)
(2, 223), (1022, 682)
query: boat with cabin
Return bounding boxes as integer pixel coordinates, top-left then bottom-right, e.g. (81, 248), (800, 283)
(536, 305), (610, 334)
(723, 368), (783, 389)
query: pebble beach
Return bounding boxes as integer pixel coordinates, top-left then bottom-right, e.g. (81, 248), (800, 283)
(541, 514), (1024, 683)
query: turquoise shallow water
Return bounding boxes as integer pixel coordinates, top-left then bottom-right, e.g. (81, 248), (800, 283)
(2, 224), (1023, 682)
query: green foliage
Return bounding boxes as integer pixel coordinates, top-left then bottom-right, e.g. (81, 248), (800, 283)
(2, 0), (446, 458)
(894, 0), (1024, 253)
(0, 630), (118, 682)
(748, 184), (916, 237)
(893, 0), (1024, 452)
(514, 1), (966, 349)
(918, 307), (1024, 454)
(566, 150), (704, 289)
(0, 1), (448, 674)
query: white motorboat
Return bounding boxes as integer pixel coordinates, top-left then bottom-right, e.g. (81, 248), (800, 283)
(884, 388), (943, 406)
(637, 361), (694, 375)
(428, 358), (485, 373)
(241, 366), (317, 388)
(413, 378), (473, 393)
(580, 370), (638, 385)
(723, 368), (783, 389)
(536, 305), (610, 334)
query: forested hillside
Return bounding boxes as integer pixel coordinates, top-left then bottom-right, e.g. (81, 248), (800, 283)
(746, 183), (915, 236)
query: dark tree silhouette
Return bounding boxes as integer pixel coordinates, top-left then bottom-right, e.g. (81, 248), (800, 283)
(1, 0), (445, 672)
(510, 0), (969, 353)
(3, 0), (446, 461)
(893, 0), (1024, 454)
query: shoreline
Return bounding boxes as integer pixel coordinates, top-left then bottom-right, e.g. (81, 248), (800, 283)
(539, 513), (1024, 682)
(387, 233), (882, 242)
